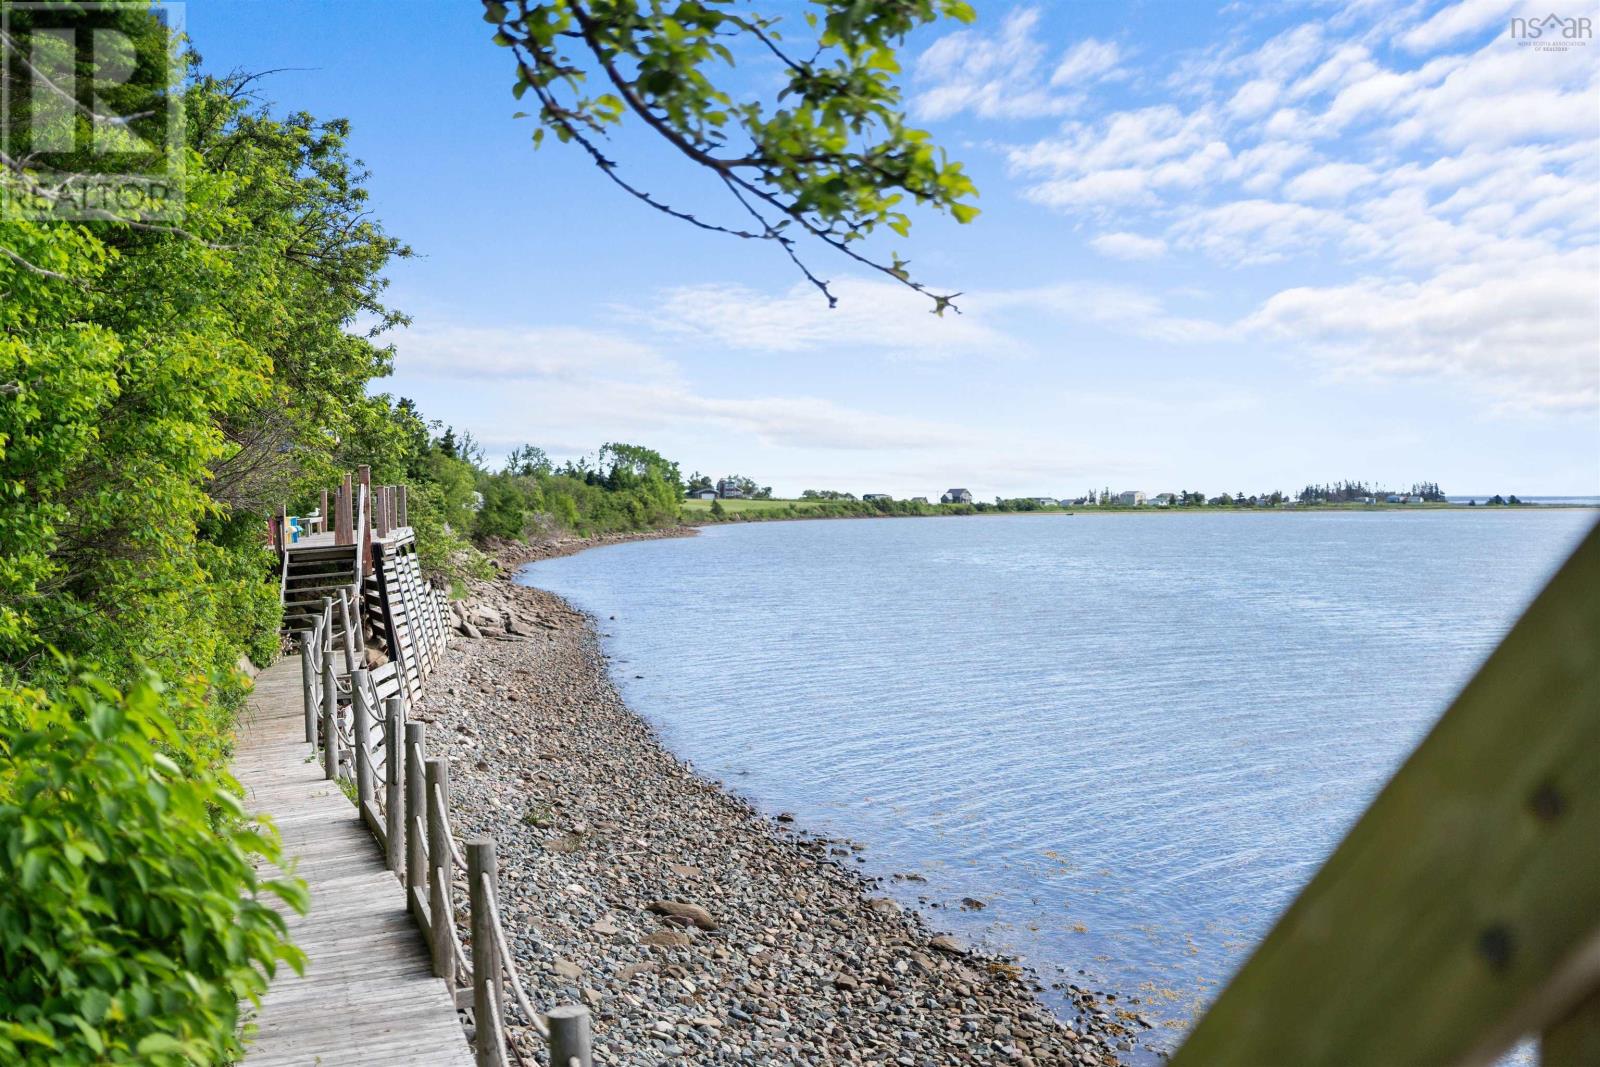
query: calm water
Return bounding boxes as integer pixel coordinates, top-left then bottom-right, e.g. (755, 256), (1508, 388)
(517, 511), (1595, 1049)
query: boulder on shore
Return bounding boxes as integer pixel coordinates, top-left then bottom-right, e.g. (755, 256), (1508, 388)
(648, 899), (718, 931)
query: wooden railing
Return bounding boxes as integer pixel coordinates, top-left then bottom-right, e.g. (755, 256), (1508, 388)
(297, 596), (591, 1066)
(1173, 520), (1600, 1066)
(269, 466), (411, 557)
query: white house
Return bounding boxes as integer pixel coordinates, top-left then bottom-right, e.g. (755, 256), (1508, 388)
(716, 478), (744, 499)
(1117, 490), (1146, 506)
(940, 488), (974, 504)
(688, 487), (717, 500)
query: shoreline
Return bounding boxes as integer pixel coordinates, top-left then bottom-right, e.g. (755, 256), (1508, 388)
(420, 543), (1142, 1065)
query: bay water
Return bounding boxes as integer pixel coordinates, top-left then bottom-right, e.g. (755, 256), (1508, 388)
(516, 510), (1595, 1050)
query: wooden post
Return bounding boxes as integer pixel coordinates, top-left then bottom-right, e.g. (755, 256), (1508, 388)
(318, 488), (328, 533)
(359, 478), (374, 578)
(425, 756), (453, 980)
(352, 669), (373, 809)
(299, 631), (317, 744)
(321, 594), (338, 779)
(276, 504), (288, 550)
(547, 1005), (594, 1067)
(338, 474), (353, 545)
(385, 696), (405, 874)
(405, 722), (427, 915)
(375, 486), (389, 538)
(468, 838), (504, 1067)
(322, 651), (338, 781)
(398, 484), (409, 528)
(337, 589), (358, 675)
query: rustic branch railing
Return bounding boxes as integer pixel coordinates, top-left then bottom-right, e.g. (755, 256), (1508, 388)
(1173, 520), (1600, 1066)
(297, 612), (590, 1066)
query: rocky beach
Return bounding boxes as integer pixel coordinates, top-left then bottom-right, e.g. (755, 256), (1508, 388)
(419, 539), (1144, 1065)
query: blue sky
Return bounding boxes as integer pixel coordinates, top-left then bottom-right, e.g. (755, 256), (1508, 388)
(187, 0), (1599, 498)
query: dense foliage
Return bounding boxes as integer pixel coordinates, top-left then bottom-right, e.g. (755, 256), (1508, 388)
(485, 0), (979, 309)
(0, 9), (406, 1061)
(0, 673), (306, 1064)
(1, 5), (956, 1059)
(475, 441), (684, 539)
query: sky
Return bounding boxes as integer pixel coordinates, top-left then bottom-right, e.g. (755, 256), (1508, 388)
(186, 0), (1600, 499)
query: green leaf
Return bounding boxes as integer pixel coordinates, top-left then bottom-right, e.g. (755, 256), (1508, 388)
(136, 1033), (186, 1055)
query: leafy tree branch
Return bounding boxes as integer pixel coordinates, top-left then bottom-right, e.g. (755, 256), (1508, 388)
(484, 0), (979, 311)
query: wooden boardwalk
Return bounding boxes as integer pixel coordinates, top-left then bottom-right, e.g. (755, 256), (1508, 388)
(235, 656), (474, 1067)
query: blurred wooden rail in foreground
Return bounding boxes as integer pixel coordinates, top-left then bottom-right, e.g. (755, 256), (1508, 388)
(1174, 521), (1600, 1066)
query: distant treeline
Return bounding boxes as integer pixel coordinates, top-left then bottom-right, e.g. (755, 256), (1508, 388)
(471, 442), (683, 542)
(1297, 481), (1447, 503)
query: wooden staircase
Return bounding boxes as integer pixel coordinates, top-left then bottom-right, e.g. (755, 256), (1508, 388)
(274, 470), (446, 708)
(281, 543), (358, 634)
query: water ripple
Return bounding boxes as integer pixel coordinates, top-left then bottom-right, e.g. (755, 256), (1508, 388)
(519, 510), (1595, 1053)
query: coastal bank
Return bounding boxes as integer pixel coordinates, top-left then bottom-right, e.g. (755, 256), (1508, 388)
(413, 535), (1143, 1065)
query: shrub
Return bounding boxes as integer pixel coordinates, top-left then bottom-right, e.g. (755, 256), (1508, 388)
(0, 673), (307, 1064)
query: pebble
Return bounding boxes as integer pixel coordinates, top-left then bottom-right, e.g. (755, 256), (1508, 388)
(418, 545), (1134, 1066)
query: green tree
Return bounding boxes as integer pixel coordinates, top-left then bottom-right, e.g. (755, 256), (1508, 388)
(486, 0), (980, 309)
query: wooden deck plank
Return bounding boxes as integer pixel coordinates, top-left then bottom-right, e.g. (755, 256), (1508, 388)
(236, 656), (473, 1067)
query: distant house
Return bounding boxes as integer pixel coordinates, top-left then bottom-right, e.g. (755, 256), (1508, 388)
(1152, 493), (1176, 506)
(1117, 490), (1147, 507)
(1031, 497), (1057, 507)
(688, 488), (717, 500)
(1385, 494), (1402, 504)
(863, 493), (893, 502)
(941, 488), (974, 504)
(716, 478), (744, 499)
(910, 496), (930, 505)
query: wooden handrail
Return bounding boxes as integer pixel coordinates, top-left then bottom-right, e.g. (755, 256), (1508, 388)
(354, 483), (369, 585)
(1172, 520), (1600, 1066)
(288, 494), (589, 1064)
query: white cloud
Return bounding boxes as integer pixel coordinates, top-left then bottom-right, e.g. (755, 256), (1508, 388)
(1090, 231), (1168, 260)
(1051, 39), (1122, 86)
(1226, 78), (1279, 119)
(912, 11), (1120, 120)
(394, 322), (974, 455)
(912, 8), (1075, 120)
(994, 1), (1599, 415)
(641, 278), (1022, 359)
(1283, 161), (1379, 201)
(987, 283), (1230, 343)
(1399, 0), (1522, 53)
(1008, 105), (1229, 207)
(674, 393), (972, 451)
(1243, 248), (1600, 413)
(393, 323), (675, 382)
